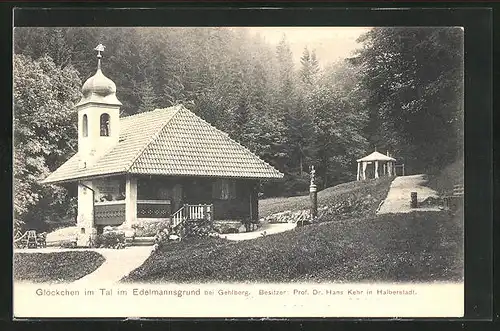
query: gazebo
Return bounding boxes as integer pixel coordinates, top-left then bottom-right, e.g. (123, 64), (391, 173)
(356, 150), (396, 181)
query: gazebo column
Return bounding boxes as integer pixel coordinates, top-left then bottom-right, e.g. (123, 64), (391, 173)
(374, 160), (379, 179)
(362, 161), (367, 180)
(356, 162), (361, 181)
(388, 161), (392, 176)
(124, 176), (137, 228)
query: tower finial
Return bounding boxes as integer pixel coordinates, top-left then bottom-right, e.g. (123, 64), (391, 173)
(94, 44), (105, 70)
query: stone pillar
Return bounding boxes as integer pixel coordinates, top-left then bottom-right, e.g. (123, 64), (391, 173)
(310, 184), (317, 219)
(356, 162), (361, 181)
(124, 176), (137, 228)
(374, 160), (379, 179)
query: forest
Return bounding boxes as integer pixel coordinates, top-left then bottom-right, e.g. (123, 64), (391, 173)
(13, 27), (464, 231)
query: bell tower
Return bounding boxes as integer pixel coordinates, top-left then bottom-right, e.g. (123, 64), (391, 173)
(76, 44), (121, 169)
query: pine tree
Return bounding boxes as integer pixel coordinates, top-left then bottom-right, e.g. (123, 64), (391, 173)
(300, 46), (311, 84)
(310, 50), (320, 79)
(137, 79), (157, 113)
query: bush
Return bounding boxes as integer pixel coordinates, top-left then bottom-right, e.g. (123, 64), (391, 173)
(151, 220), (219, 252)
(132, 220), (169, 237)
(184, 220), (216, 238)
(213, 220), (243, 234)
(95, 231), (126, 249)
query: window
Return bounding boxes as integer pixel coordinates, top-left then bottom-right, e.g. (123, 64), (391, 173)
(212, 179), (237, 200)
(100, 113), (110, 136)
(82, 114), (88, 137)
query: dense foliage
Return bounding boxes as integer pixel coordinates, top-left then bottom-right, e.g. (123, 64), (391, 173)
(13, 27), (464, 231)
(353, 27), (464, 174)
(13, 54), (81, 233)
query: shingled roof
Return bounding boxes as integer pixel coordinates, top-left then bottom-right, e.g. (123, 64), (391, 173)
(42, 105), (284, 184)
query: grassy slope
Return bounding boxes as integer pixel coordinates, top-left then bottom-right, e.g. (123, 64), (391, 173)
(122, 175), (463, 283)
(260, 177), (393, 218)
(123, 208), (463, 283)
(14, 251), (105, 283)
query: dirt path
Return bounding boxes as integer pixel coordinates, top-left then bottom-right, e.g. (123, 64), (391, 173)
(220, 222), (297, 241)
(72, 246), (153, 285)
(377, 174), (441, 214)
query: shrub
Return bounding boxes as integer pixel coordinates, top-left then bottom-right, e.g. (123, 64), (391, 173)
(184, 220), (215, 238)
(151, 220), (219, 252)
(132, 220), (169, 237)
(95, 231), (126, 249)
(213, 220), (242, 234)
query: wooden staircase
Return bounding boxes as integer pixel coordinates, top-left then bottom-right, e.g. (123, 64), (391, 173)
(171, 204), (213, 229)
(132, 204), (213, 246)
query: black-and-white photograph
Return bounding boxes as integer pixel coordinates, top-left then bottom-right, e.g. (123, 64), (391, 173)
(12, 24), (465, 317)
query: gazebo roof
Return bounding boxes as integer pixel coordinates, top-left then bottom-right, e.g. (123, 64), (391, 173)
(357, 151), (396, 162)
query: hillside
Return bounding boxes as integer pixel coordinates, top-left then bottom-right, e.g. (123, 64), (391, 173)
(120, 176), (461, 283)
(259, 177), (393, 218)
(122, 208), (463, 283)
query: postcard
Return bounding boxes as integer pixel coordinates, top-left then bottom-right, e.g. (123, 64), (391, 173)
(13, 24), (464, 318)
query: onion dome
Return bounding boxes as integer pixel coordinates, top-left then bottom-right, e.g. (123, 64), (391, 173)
(76, 44), (122, 107)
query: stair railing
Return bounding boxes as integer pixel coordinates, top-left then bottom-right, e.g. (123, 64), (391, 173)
(171, 205), (186, 229)
(170, 204), (213, 229)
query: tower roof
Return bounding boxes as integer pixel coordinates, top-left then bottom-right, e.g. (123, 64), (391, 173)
(76, 44), (122, 107)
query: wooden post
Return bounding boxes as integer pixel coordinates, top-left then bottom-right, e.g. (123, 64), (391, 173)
(410, 192), (418, 208)
(310, 165), (318, 220)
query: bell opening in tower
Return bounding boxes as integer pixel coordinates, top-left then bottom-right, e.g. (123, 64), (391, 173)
(100, 113), (110, 136)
